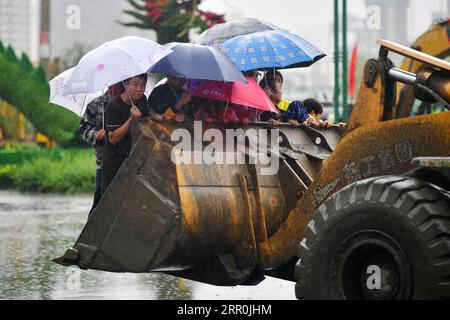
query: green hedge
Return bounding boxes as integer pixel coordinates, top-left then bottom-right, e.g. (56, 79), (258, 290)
(0, 148), (96, 193)
(0, 41), (80, 146)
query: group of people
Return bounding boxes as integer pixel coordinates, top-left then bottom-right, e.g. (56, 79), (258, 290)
(80, 70), (345, 216)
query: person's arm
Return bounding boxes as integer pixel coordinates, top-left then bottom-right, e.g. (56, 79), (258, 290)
(107, 106), (141, 145)
(174, 91), (192, 112)
(148, 107), (165, 121)
(80, 102), (102, 146)
(306, 118), (322, 128)
(288, 119), (301, 127)
(108, 118), (131, 145)
(147, 96), (165, 121)
(148, 86), (167, 114)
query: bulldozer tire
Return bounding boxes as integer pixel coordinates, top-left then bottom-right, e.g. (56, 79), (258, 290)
(295, 176), (450, 300)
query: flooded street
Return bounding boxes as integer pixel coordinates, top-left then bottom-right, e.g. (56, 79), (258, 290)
(0, 191), (294, 300)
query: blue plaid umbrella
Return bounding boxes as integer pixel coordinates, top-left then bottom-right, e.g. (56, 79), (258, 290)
(219, 30), (326, 71)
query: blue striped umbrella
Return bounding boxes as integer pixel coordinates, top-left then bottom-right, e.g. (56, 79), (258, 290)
(219, 30), (326, 71)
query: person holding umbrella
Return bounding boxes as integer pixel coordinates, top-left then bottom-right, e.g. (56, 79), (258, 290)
(80, 82), (124, 216)
(102, 74), (149, 196)
(148, 75), (192, 123)
(55, 35), (172, 200)
(147, 42), (247, 122)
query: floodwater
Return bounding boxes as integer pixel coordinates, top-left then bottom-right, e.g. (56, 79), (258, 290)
(0, 191), (295, 300)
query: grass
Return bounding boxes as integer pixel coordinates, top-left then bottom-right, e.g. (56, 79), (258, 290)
(0, 148), (96, 194)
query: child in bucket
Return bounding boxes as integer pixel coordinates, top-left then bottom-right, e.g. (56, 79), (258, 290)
(193, 98), (218, 123)
(259, 70), (309, 126)
(303, 98), (347, 129)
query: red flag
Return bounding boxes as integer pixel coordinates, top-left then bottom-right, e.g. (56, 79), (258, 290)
(349, 41), (358, 99)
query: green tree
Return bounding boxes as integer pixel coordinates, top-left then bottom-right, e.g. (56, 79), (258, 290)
(121, 0), (225, 44)
(0, 40), (79, 146)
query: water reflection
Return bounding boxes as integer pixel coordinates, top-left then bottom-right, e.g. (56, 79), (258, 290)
(0, 191), (294, 300)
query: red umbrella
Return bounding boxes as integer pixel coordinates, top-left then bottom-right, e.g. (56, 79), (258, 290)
(187, 77), (279, 113)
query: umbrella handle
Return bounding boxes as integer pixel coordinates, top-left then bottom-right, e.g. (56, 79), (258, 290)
(80, 94), (88, 118)
(121, 81), (135, 107)
(223, 102), (230, 118)
(101, 88), (106, 131)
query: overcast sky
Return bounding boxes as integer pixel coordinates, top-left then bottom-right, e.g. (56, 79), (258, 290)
(44, 0), (448, 100)
(199, 0), (447, 47)
(197, 0), (448, 100)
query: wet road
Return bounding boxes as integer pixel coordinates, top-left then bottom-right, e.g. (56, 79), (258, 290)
(0, 191), (295, 300)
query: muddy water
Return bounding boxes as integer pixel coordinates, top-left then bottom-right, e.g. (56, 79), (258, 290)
(0, 191), (294, 300)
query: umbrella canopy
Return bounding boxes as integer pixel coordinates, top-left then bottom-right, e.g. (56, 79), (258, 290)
(195, 18), (284, 48)
(150, 42), (247, 83)
(220, 30), (326, 71)
(49, 68), (102, 116)
(62, 36), (172, 96)
(50, 67), (157, 117)
(187, 77), (278, 113)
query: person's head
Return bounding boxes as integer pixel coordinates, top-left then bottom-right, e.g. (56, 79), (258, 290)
(303, 98), (323, 120)
(108, 82), (125, 96)
(123, 74), (147, 101)
(166, 75), (186, 90)
(259, 70), (283, 104)
(244, 69), (260, 81)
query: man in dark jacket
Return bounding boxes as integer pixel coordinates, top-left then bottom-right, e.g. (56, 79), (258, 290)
(148, 75), (192, 122)
(79, 83), (124, 216)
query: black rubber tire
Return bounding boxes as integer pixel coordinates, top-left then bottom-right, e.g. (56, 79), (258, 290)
(295, 176), (450, 300)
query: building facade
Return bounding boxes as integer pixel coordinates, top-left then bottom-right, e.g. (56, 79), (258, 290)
(0, 0), (40, 62)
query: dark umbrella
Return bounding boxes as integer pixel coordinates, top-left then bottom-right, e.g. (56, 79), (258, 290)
(150, 42), (247, 83)
(195, 18), (285, 48)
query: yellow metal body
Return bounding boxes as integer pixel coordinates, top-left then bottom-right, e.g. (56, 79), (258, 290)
(260, 111), (450, 268)
(396, 20), (450, 118)
(55, 40), (450, 286)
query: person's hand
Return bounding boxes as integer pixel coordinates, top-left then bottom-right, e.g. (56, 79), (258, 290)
(240, 117), (250, 125)
(337, 122), (348, 129)
(95, 129), (105, 141)
(268, 118), (280, 126)
(152, 113), (164, 122)
(307, 119), (321, 128)
(321, 120), (333, 129)
(130, 106), (142, 120)
(175, 112), (185, 123)
(288, 119), (300, 127)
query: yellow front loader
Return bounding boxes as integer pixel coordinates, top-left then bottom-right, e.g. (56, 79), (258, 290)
(55, 40), (450, 300)
(395, 19), (450, 118)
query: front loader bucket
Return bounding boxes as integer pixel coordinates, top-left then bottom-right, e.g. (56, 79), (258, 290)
(54, 119), (343, 285)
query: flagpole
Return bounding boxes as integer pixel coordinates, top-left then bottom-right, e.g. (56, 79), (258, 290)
(342, 0), (349, 121)
(333, 0), (340, 123)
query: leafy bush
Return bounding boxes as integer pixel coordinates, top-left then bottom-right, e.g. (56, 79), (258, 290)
(0, 148), (96, 194)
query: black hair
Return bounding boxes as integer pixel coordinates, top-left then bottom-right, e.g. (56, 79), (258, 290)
(259, 70), (283, 91)
(303, 98), (323, 115)
(124, 73), (148, 83)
